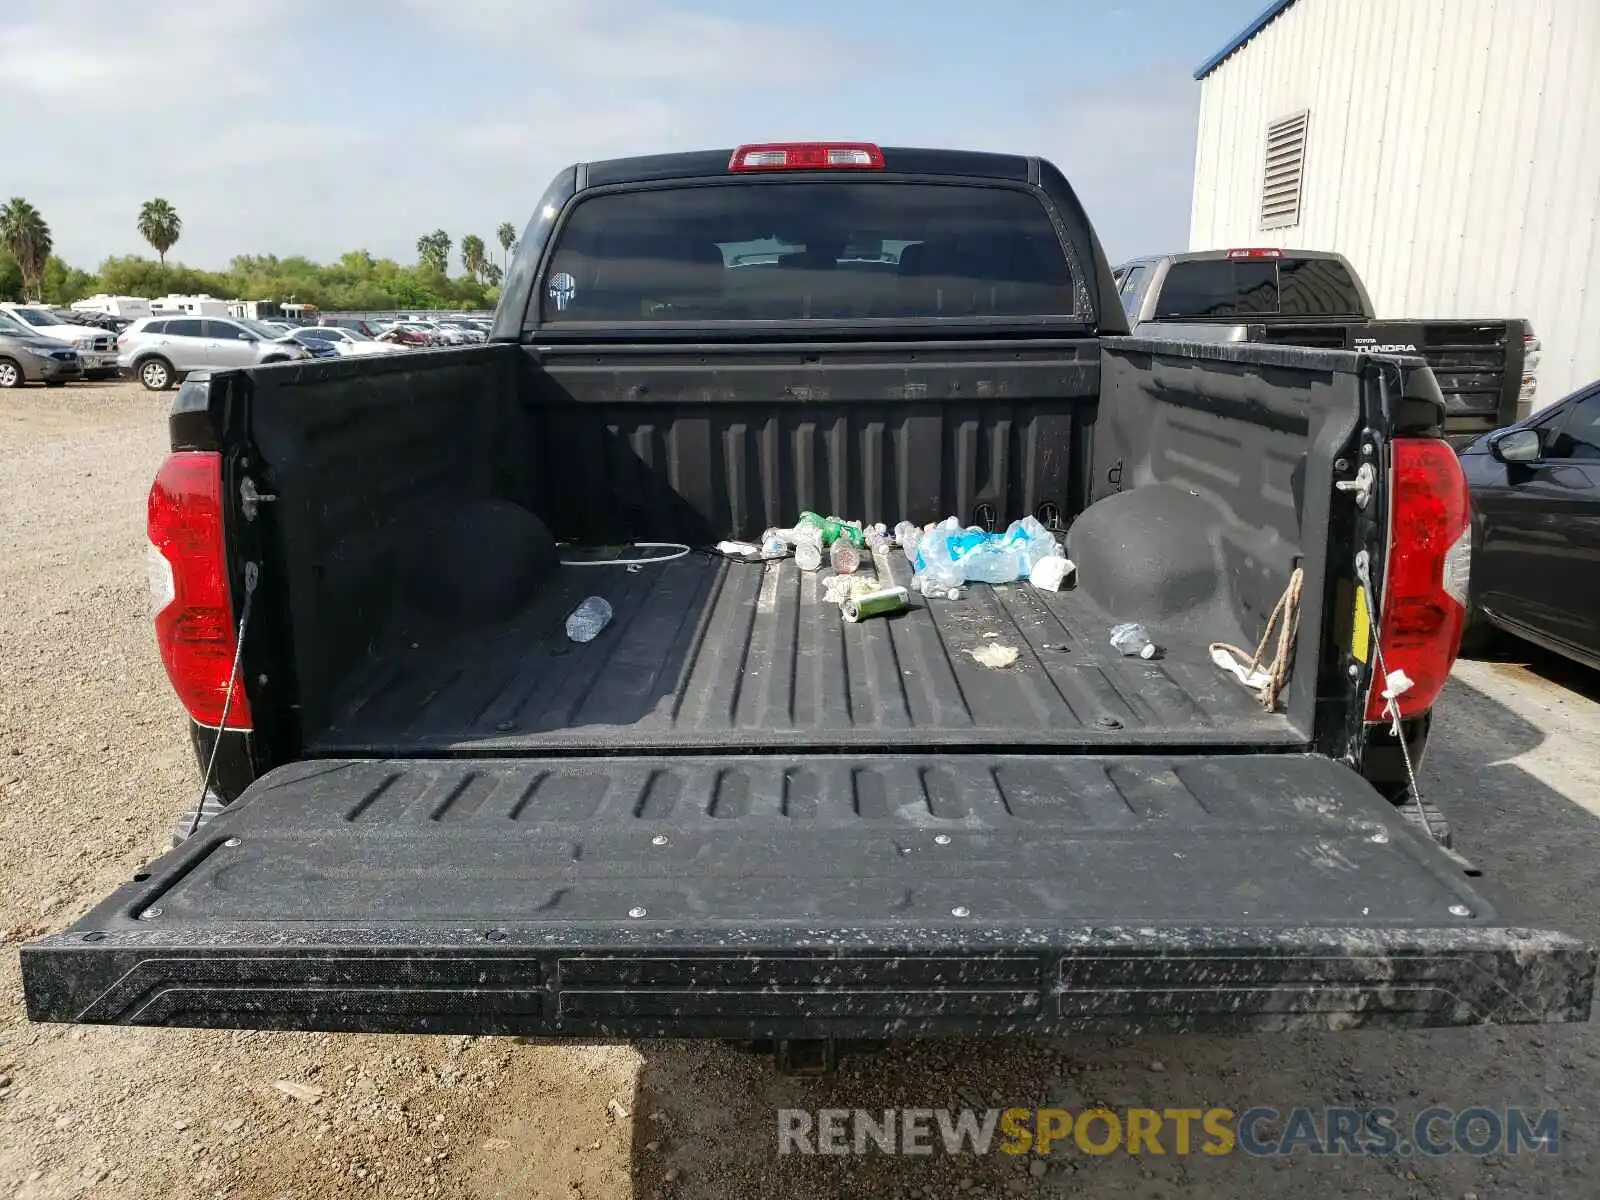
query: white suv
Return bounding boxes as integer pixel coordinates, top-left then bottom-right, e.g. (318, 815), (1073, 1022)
(0, 304), (119, 378)
(118, 316), (311, 390)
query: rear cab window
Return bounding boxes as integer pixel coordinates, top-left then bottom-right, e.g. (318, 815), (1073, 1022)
(1154, 257), (1365, 319)
(536, 181), (1086, 326)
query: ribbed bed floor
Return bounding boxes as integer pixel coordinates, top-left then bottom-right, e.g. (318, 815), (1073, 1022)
(313, 548), (1299, 755)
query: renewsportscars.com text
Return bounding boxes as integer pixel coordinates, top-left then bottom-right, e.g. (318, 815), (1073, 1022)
(777, 1106), (1559, 1158)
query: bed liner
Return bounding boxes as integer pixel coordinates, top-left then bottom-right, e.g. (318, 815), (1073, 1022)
(314, 549), (1298, 756)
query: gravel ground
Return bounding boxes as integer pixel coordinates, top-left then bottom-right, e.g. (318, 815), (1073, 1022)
(0, 380), (1596, 1198)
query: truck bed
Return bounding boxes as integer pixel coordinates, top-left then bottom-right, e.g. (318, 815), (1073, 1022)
(314, 548), (1297, 756)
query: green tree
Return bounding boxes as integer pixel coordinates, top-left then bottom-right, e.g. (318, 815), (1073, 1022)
(482, 261), (503, 287)
(460, 234), (487, 282)
(0, 198), (53, 300)
(0, 248), (22, 302)
(40, 256), (96, 305)
(416, 229), (451, 273)
(497, 221), (517, 271)
(137, 198), (183, 265)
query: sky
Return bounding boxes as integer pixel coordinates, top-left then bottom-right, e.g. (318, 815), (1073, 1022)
(3, 0), (1270, 272)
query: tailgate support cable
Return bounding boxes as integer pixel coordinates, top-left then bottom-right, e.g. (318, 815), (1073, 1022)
(1354, 550), (1438, 844)
(184, 561), (259, 840)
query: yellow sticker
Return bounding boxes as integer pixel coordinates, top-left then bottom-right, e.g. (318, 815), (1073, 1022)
(1351, 585), (1371, 664)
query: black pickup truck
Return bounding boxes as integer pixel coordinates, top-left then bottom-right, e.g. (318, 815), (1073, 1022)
(1114, 249), (1539, 449)
(24, 144), (1592, 1057)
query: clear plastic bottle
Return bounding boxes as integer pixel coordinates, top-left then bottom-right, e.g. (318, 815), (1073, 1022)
(566, 596), (614, 643)
(915, 533), (967, 593)
(1109, 622), (1158, 659)
(1003, 516), (1062, 572)
(794, 529), (824, 572)
(896, 522), (923, 564)
(962, 542), (1027, 584)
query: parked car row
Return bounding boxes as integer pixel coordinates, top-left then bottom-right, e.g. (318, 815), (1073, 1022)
(0, 303), (120, 378)
(0, 304), (496, 391)
(0, 309), (87, 388)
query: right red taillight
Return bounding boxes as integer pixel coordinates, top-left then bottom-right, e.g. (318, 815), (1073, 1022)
(1365, 438), (1472, 723)
(147, 451), (252, 730)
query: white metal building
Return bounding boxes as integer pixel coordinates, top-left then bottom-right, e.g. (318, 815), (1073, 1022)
(1189, 0), (1600, 407)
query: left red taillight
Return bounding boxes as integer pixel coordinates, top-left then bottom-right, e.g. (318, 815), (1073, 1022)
(147, 450), (252, 730)
(1366, 438), (1472, 724)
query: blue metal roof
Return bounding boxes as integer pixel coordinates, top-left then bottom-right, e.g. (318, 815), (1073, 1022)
(1193, 0), (1301, 80)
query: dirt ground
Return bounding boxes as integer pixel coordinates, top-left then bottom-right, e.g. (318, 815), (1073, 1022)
(1, 380), (1596, 1199)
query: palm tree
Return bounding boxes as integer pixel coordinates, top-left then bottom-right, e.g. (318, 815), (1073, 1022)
(482, 262), (503, 287)
(0, 198), (52, 300)
(461, 234), (487, 282)
(416, 230), (451, 274)
(496, 222), (517, 272)
(137, 198), (182, 264)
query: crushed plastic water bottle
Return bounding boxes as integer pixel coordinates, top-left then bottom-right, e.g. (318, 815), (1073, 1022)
(1109, 622), (1158, 659)
(962, 541), (1027, 584)
(566, 596), (613, 643)
(829, 541), (862, 574)
(1005, 516), (1062, 572)
(913, 531), (967, 594)
(895, 521), (923, 564)
(794, 528), (824, 572)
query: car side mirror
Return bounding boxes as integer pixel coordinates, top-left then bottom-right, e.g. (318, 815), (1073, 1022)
(1491, 427), (1542, 464)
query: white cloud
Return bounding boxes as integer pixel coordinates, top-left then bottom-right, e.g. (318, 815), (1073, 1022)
(0, 4), (287, 111)
(408, 0), (842, 86)
(1, 5), (1200, 275)
(1, 1), (837, 268)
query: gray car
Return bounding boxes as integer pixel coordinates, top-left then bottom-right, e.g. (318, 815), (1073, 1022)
(118, 315), (311, 390)
(0, 313), (84, 389)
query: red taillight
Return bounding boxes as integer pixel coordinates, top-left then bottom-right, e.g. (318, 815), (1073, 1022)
(1225, 247), (1283, 259)
(147, 451), (252, 730)
(1366, 438), (1472, 723)
(728, 142), (885, 172)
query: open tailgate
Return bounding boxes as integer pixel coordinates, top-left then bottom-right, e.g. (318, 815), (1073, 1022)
(23, 754), (1593, 1037)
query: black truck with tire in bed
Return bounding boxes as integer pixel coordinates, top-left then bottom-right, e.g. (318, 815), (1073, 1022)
(23, 143), (1593, 1057)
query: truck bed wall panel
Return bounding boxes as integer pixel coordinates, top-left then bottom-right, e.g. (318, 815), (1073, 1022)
(1091, 338), (1364, 737)
(246, 347), (523, 733)
(520, 341), (1098, 544)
